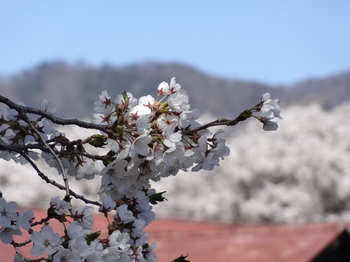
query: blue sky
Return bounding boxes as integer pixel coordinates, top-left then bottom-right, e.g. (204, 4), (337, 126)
(1, 1), (349, 85)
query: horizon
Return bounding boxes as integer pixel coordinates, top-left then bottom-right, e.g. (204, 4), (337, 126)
(1, 59), (348, 87)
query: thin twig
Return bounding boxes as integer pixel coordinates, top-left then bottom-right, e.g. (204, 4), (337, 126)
(22, 115), (70, 196)
(30, 215), (51, 227)
(11, 149), (101, 207)
(182, 110), (252, 136)
(12, 239), (31, 247)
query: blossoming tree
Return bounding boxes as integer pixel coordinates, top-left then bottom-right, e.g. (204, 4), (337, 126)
(0, 77), (280, 261)
(153, 102), (350, 224)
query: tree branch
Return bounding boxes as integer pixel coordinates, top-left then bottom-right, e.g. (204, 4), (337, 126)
(182, 110), (252, 136)
(8, 148), (101, 207)
(0, 142), (44, 153)
(0, 94), (111, 133)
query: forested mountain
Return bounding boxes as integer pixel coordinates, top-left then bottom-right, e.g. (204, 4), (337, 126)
(0, 61), (350, 118)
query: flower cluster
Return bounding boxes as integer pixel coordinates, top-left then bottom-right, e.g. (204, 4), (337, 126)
(95, 78), (230, 192)
(92, 78), (231, 259)
(31, 196), (158, 262)
(252, 93), (281, 131)
(0, 77), (280, 261)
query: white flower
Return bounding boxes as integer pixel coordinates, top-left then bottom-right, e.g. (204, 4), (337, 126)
(157, 77), (181, 96)
(101, 159), (129, 187)
(133, 246), (147, 262)
(13, 254), (25, 262)
(94, 90), (114, 114)
(0, 149), (16, 161)
(50, 196), (71, 215)
(67, 221), (86, 239)
(74, 205), (94, 230)
(163, 130), (182, 149)
(192, 130), (229, 171)
(73, 158), (102, 180)
(162, 145), (183, 167)
(177, 148), (197, 170)
(40, 119), (60, 138)
(108, 230), (130, 250)
(83, 253), (103, 262)
(0, 225), (22, 244)
(179, 108), (201, 128)
(133, 191), (155, 226)
(126, 218), (146, 246)
(197, 132), (210, 152)
(142, 242), (158, 262)
(168, 89), (190, 112)
(102, 249), (121, 262)
(6, 102), (25, 120)
(262, 117), (279, 131)
(115, 91), (137, 108)
(31, 226), (61, 256)
(82, 239), (104, 260)
(130, 104), (151, 118)
(0, 197), (18, 227)
(132, 134), (152, 156)
(0, 124), (15, 144)
(261, 93), (281, 118)
(136, 115), (152, 135)
(139, 95), (155, 109)
(169, 77), (182, 93)
(129, 95), (155, 125)
(116, 204), (134, 223)
(68, 236), (90, 256)
(255, 93), (282, 131)
(16, 210), (34, 230)
(157, 81), (170, 95)
(100, 195), (116, 213)
(53, 249), (80, 262)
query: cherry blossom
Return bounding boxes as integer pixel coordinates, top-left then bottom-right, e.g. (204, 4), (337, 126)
(16, 209), (34, 230)
(253, 92), (282, 131)
(0, 197), (18, 227)
(31, 225), (61, 256)
(13, 254), (25, 262)
(0, 225), (21, 244)
(52, 249), (80, 262)
(74, 205), (94, 229)
(50, 196), (71, 215)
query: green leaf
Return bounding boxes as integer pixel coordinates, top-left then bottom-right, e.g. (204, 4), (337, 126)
(63, 195), (72, 203)
(86, 231), (101, 244)
(101, 152), (116, 166)
(122, 90), (130, 104)
(149, 191), (167, 205)
(47, 206), (67, 222)
(172, 254), (190, 262)
(89, 134), (107, 148)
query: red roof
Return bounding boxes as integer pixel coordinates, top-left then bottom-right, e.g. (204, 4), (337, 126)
(146, 220), (348, 262)
(0, 208), (348, 261)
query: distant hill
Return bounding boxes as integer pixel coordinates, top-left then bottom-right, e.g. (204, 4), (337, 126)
(0, 61), (349, 118)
